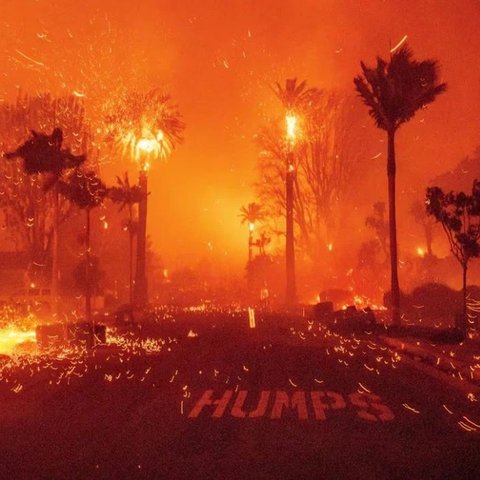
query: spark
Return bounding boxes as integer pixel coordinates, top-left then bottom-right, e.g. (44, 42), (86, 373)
(442, 404), (453, 414)
(390, 35), (408, 54)
(463, 416), (480, 429)
(358, 382), (371, 393)
(402, 403), (420, 414)
(458, 421), (475, 432)
(15, 49), (45, 67)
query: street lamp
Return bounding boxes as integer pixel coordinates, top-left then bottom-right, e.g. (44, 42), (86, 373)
(285, 113), (297, 306)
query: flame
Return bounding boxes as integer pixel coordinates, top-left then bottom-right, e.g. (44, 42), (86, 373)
(0, 326), (36, 355)
(122, 126), (171, 169)
(285, 114), (297, 143)
(248, 222), (255, 232)
(416, 246), (426, 257)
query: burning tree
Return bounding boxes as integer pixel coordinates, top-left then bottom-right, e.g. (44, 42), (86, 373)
(256, 90), (369, 264)
(105, 89), (185, 306)
(354, 44), (446, 325)
(426, 181), (480, 332)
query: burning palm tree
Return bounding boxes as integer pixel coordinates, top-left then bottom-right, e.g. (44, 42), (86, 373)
(107, 90), (185, 306)
(272, 78), (321, 306)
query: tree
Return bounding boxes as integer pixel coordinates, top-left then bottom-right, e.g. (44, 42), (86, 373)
(271, 78), (322, 306)
(255, 231), (271, 256)
(0, 94), (88, 297)
(410, 199), (436, 256)
(105, 89), (185, 306)
(109, 172), (144, 304)
(59, 169), (107, 324)
(256, 91), (370, 264)
(354, 44), (446, 325)
(73, 255), (104, 299)
(426, 181), (480, 332)
(239, 202), (265, 263)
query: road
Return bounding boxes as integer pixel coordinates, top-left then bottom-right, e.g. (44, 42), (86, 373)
(0, 316), (479, 479)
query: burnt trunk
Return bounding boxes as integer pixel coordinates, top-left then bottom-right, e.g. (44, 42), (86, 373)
(134, 170), (148, 306)
(129, 205), (134, 306)
(387, 130), (400, 325)
(85, 208), (92, 326)
(285, 151), (296, 307)
(51, 184), (59, 318)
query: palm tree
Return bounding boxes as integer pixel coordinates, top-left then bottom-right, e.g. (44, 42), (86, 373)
(272, 79), (321, 306)
(256, 231), (271, 256)
(107, 89), (185, 306)
(354, 45), (446, 325)
(109, 172), (144, 305)
(59, 169), (107, 325)
(239, 202), (265, 262)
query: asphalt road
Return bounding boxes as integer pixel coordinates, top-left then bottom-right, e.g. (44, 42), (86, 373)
(0, 317), (479, 479)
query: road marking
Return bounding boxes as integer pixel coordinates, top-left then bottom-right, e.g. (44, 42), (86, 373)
(188, 389), (395, 421)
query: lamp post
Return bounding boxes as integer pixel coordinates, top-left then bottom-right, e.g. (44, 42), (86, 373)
(285, 114), (297, 307)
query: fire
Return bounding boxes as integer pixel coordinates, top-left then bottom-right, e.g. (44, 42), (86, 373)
(416, 246), (426, 257)
(122, 127), (171, 169)
(0, 326), (36, 355)
(285, 114), (297, 143)
(248, 222), (255, 232)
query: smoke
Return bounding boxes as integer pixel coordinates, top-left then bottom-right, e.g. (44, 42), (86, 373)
(1, 0), (480, 277)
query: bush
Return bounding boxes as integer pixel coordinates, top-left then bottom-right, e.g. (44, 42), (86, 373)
(385, 282), (480, 321)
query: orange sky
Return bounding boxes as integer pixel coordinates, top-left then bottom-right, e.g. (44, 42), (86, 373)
(1, 0), (480, 271)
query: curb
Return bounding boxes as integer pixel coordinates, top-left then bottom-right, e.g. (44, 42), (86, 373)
(378, 335), (480, 395)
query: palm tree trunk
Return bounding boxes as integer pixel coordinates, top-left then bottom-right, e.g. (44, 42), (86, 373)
(129, 205), (134, 305)
(248, 230), (253, 263)
(85, 208), (92, 326)
(135, 170), (148, 306)
(461, 263), (468, 333)
(51, 184), (59, 319)
(286, 151), (296, 307)
(387, 130), (400, 325)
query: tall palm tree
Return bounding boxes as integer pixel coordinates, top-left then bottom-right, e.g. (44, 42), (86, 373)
(107, 89), (185, 306)
(239, 202), (265, 263)
(109, 172), (144, 305)
(272, 79), (321, 306)
(354, 45), (446, 325)
(59, 169), (107, 325)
